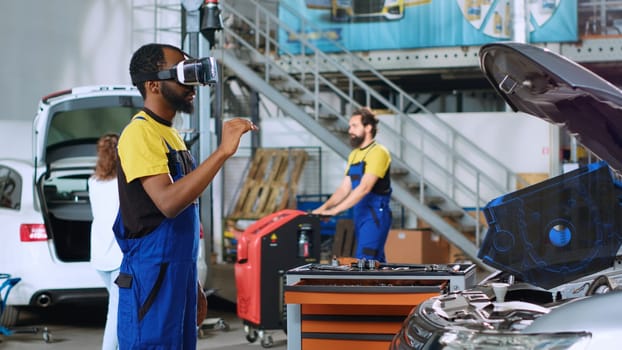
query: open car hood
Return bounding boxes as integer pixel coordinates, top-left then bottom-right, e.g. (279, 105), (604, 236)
(478, 43), (622, 289)
(479, 42), (622, 171)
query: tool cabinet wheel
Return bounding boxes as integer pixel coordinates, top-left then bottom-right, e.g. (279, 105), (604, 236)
(244, 325), (257, 343)
(216, 319), (230, 331)
(260, 334), (273, 348)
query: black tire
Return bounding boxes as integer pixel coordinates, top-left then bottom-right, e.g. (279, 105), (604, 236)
(0, 303), (19, 328)
(245, 329), (258, 343)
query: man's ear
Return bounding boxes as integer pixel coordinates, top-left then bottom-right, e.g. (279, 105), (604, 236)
(146, 80), (160, 94)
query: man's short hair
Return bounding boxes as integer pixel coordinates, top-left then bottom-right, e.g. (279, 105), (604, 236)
(129, 43), (183, 97)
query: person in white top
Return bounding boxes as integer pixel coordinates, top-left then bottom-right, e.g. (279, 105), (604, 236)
(89, 133), (122, 350)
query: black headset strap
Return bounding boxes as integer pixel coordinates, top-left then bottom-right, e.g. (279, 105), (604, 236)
(130, 68), (177, 85)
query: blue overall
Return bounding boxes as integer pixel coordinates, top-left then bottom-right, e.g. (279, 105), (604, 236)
(113, 143), (199, 350)
(348, 160), (392, 262)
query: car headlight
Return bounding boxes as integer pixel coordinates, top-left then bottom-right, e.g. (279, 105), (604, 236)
(391, 306), (437, 350)
(437, 329), (591, 350)
(398, 319), (432, 349)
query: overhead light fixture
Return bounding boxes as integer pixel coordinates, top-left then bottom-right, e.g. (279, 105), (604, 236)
(200, 0), (223, 48)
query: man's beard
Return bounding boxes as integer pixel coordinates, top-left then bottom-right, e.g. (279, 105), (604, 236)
(349, 134), (364, 148)
(161, 82), (194, 114)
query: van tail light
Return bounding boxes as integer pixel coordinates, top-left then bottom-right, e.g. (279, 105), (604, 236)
(20, 224), (48, 242)
(200, 224), (204, 239)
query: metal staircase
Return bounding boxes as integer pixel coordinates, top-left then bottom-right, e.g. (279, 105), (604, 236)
(214, 0), (528, 265)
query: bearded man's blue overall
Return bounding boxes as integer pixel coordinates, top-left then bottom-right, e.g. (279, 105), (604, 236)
(348, 159), (392, 262)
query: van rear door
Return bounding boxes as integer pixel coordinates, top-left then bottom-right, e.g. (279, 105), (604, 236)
(32, 86), (143, 262)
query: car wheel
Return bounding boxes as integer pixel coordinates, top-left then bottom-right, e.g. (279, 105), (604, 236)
(0, 304), (19, 328)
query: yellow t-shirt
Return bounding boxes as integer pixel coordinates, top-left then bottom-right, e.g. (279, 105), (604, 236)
(345, 142), (391, 178)
(118, 111), (187, 183)
(116, 110), (193, 237)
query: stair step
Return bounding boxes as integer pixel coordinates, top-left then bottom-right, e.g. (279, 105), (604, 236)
(326, 126), (349, 134)
(407, 182), (425, 191)
(292, 98), (314, 106)
(458, 224), (477, 233)
(247, 61), (265, 71)
(391, 167), (409, 177)
(424, 196), (445, 206)
(268, 74), (288, 82)
(279, 86), (304, 95)
(437, 209), (464, 219)
(318, 114), (339, 121)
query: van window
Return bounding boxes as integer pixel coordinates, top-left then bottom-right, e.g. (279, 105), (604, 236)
(0, 166), (22, 210)
(46, 106), (139, 148)
(43, 175), (90, 203)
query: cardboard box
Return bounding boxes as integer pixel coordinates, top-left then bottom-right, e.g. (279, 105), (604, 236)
(416, 216), (475, 263)
(384, 229), (450, 264)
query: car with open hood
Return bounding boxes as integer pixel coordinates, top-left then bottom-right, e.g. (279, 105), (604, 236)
(0, 86), (208, 327)
(390, 42), (622, 350)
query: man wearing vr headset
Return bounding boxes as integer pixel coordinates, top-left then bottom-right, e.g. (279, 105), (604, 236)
(113, 43), (257, 349)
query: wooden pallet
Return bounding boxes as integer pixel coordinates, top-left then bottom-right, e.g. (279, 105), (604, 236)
(228, 148), (308, 219)
(331, 219), (356, 258)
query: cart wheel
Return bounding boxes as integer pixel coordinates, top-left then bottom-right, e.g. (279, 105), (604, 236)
(244, 325), (257, 343)
(261, 334), (274, 348)
(216, 319), (230, 331)
(245, 330), (257, 343)
(42, 328), (52, 343)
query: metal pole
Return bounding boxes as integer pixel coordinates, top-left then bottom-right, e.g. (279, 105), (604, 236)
(512, 0), (528, 43)
(182, 0), (213, 278)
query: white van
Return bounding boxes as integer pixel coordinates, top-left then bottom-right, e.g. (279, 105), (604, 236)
(0, 86), (208, 327)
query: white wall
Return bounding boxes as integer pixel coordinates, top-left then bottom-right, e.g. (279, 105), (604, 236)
(0, 1), (139, 122)
(437, 112), (550, 174)
(0, 120), (33, 161)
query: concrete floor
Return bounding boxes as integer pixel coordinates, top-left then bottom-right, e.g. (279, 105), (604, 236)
(0, 295), (287, 350)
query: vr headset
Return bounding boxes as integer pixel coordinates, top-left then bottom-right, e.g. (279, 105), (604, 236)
(131, 57), (219, 86)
